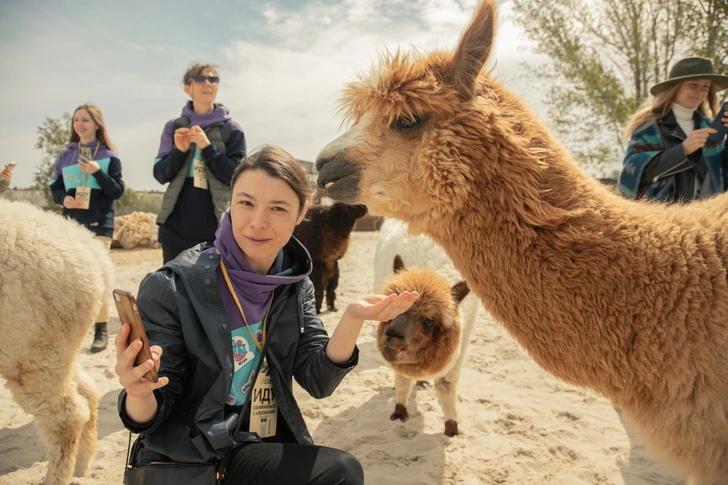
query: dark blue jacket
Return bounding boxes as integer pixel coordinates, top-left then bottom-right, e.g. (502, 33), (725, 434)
(50, 142), (124, 237)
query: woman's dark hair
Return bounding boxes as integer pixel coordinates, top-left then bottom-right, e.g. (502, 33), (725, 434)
(231, 145), (313, 212)
(69, 104), (117, 152)
(182, 61), (220, 85)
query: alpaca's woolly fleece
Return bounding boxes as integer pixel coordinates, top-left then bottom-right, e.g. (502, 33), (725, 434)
(374, 218), (479, 436)
(0, 199), (114, 485)
(293, 202), (368, 313)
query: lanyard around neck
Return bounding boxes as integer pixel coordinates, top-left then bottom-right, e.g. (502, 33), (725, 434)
(218, 250), (274, 352)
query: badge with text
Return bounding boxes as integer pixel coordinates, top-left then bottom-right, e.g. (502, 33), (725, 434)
(193, 156), (208, 190)
(249, 365), (277, 438)
(75, 186), (91, 210)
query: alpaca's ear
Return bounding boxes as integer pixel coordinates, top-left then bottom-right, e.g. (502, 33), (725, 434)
(448, 0), (496, 101)
(393, 255), (405, 274)
(451, 281), (470, 304)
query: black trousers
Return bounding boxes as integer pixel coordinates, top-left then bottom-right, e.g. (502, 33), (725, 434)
(225, 442), (364, 485)
(162, 244), (187, 265)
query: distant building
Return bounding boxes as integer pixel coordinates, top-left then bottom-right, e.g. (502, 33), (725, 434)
(298, 159), (329, 205)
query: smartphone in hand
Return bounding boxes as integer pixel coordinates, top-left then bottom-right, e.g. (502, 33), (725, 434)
(78, 146), (92, 161)
(708, 101), (728, 142)
(113, 289), (159, 383)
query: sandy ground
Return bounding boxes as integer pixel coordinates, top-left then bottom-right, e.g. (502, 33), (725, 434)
(1, 231), (687, 485)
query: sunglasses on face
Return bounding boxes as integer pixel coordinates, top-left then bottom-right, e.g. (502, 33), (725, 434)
(191, 75), (220, 85)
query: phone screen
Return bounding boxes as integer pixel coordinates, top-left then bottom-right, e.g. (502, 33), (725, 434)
(113, 289), (159, 383)
(79, 147), (92, 161)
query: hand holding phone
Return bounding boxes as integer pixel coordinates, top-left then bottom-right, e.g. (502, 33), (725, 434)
(708, 101), (728, 142)
(1, 162), (15, 181)
(113, 289), (159, 383)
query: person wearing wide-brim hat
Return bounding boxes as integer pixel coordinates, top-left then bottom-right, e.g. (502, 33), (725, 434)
(619, 57), (728, 202)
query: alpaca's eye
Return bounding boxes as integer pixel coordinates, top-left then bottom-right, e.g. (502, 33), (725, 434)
(422, 318), (434, 328)
(394, 114), (422, 130)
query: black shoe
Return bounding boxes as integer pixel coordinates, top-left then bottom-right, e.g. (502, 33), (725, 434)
(90, 322), (108, 353)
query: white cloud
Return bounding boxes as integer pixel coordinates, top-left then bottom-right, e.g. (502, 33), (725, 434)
(3, 0), (550, 190)
(219, 0), (549, 166)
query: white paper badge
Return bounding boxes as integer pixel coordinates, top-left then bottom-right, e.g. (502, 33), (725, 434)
(249, 365), (277, 438)
(193, 156), (208, 190)
(75, 186), (91, 210)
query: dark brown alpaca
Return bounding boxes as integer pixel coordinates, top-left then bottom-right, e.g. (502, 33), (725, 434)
(293, 202), (368, 313)
(377, 255), (469, 436)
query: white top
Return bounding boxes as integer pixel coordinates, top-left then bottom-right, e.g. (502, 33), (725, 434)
(672, 103), (696, 136)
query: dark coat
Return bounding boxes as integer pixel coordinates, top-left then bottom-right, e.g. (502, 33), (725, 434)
(118, 240), (358, 466)
(620, 110), (727, 201)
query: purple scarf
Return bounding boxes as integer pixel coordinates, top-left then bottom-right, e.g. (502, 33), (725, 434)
(214, 211), (281, 325)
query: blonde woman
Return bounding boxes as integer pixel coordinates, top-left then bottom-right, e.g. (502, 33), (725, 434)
(50, 104), (125, 352)
(619, 57), (728, 201)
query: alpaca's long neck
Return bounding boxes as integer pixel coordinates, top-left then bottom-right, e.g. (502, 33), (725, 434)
(414, 113), (669, 401)
(424, 196), (625, 397)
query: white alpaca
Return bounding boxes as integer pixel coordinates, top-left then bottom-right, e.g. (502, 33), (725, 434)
(0, 199), (114, 485)
(374, 218), (479, 436)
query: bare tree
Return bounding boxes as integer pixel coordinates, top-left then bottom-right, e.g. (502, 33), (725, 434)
(511, 0), (727, 173)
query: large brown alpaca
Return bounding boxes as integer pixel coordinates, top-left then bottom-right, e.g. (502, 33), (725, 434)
(314, 1), (728, 484)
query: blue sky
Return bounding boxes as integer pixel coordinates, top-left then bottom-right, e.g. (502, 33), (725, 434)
(1, 0), (548, 191)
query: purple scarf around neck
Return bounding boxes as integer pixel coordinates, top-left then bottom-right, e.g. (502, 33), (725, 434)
(214, 211), (279, 324)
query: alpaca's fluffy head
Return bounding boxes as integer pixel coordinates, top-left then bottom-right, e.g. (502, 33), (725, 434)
(377, 255), (470, 378)
(316, 0), (579, 234)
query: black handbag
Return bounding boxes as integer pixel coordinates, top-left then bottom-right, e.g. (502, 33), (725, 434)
(123, 460), (222, 485)
(123, 351), (267, 485)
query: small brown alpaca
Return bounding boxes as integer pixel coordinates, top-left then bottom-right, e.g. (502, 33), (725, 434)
(315, 1), (728, 483)
(377, 255), (470, 437)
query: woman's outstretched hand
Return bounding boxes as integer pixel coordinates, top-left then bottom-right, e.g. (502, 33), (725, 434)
(326, 291), (419, 364)
(345, 291), (420, 322)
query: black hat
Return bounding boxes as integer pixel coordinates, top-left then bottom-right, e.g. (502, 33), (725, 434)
(651, 57), (728, 96)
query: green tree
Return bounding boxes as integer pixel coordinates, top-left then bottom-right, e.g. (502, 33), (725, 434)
(116, 187), (163, 216)
(511, 0), (727, 174)
(34, 113), (72, 207)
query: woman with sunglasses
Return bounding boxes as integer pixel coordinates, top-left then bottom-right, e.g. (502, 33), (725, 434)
(154, 62), (247, 264)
